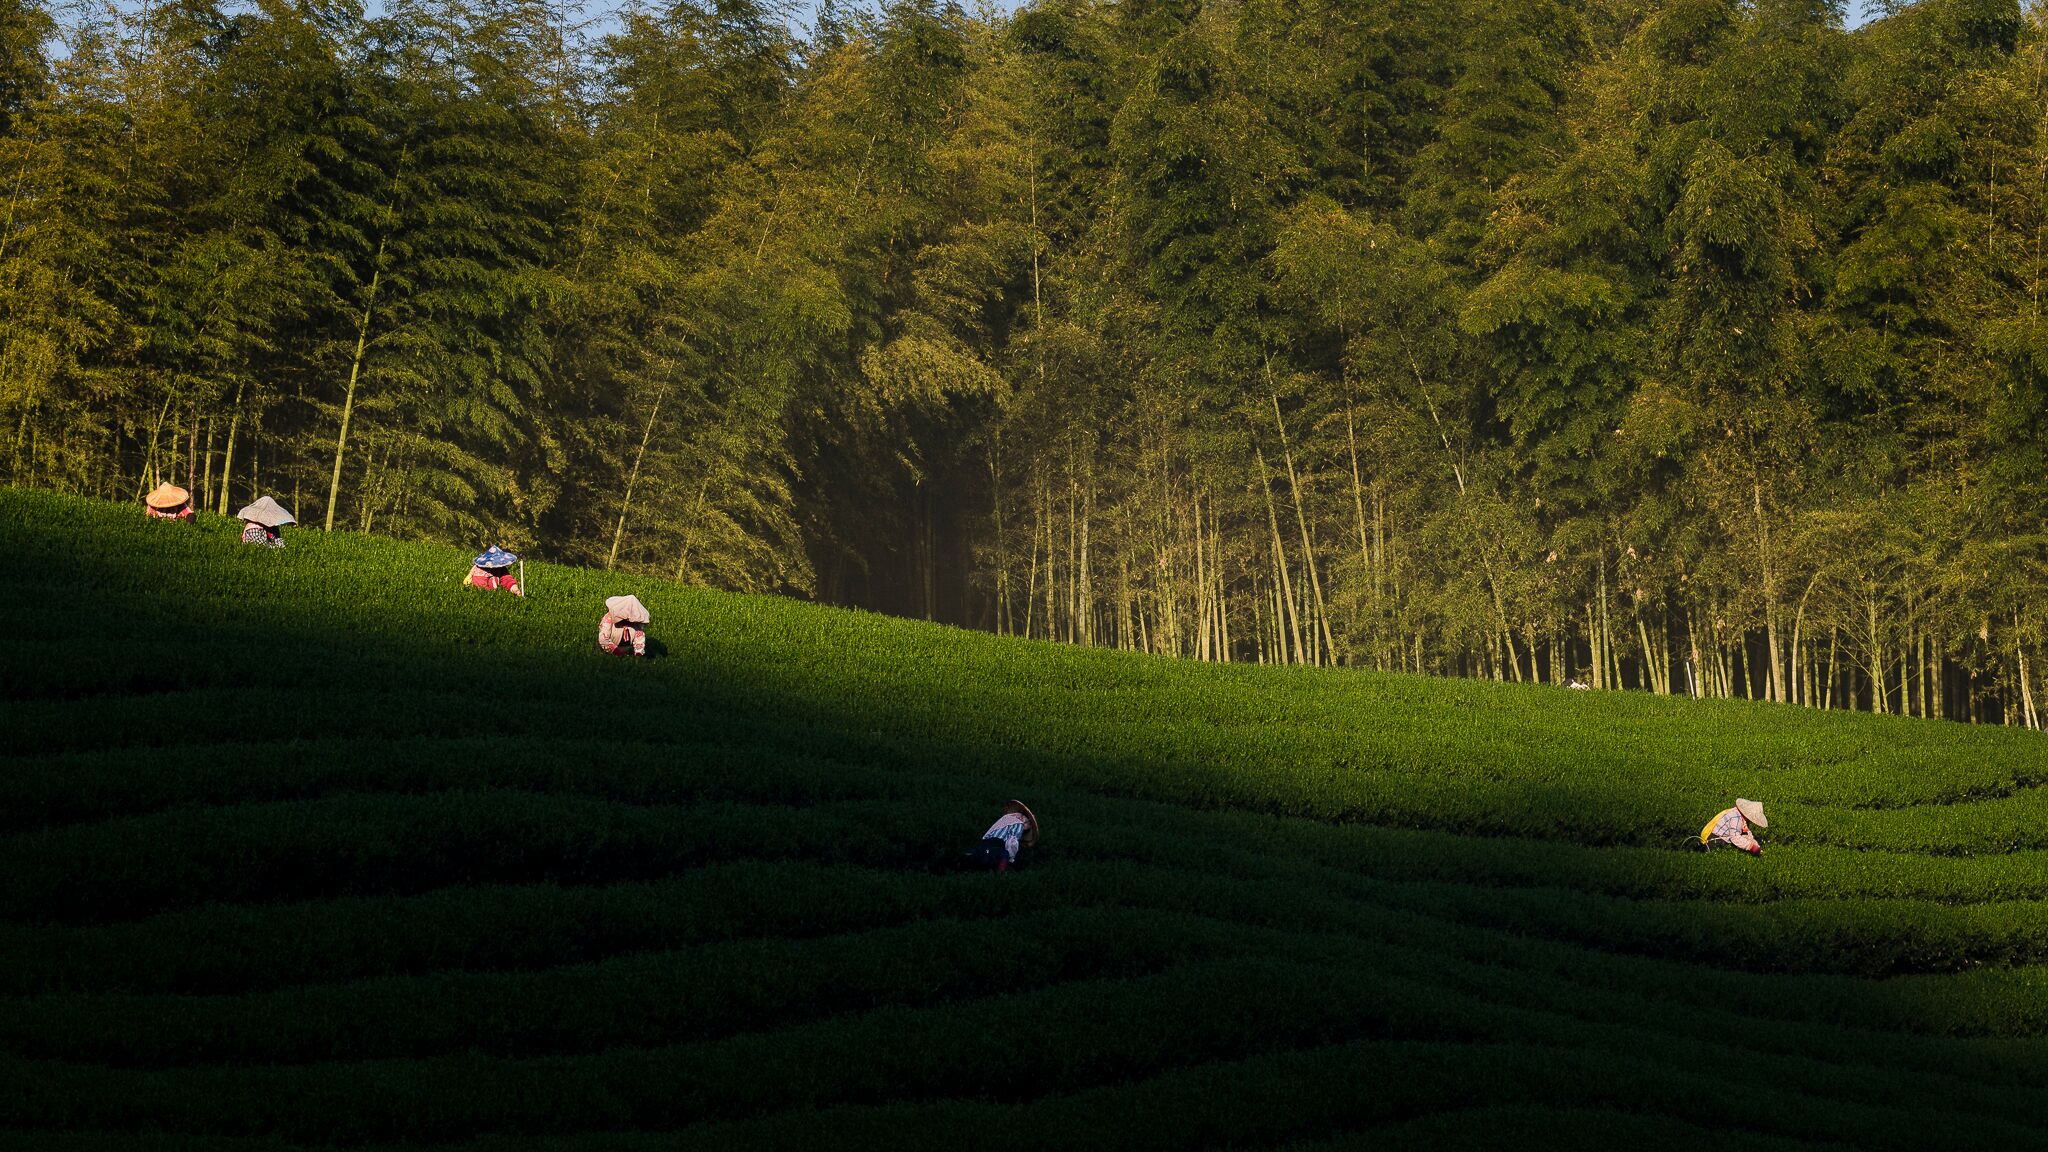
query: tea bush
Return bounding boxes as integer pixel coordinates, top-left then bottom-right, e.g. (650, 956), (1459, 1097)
(5, 487), (2048, 1148)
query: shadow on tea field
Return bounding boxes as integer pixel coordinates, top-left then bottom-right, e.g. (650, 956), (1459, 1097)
(5, 488), (2048, 1149)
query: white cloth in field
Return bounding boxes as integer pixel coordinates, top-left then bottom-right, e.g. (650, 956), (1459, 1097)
(983, 812), (1030, 862)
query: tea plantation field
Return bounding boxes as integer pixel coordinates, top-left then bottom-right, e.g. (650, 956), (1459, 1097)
(6, 487), (2048, 1150)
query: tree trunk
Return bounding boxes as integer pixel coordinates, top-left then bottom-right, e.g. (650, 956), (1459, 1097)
(1753, 481), (1786, 703)
(607, 382), (668, 571)
(325, 253), (385, 533)
(139, 389), (176, 499)
(1823, 630), (1838, 711)
(990, 441), (1010, 636)
(1255, 446), (1303, 664)
(1023, 492), (1041, 641)
(671, 479), (713, 582)
(1214, 501), (1230, 662)
(1636, 613), (1661, 695)
(216, 383), (244, 516)
(2017, 619), (2038, 730)
(1078, 482), (1093, 645)
(1270, 392), (1336, 665)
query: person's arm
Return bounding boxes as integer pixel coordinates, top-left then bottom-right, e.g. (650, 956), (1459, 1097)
(631, 627), (647, 656)
(1728, 824), (1761, 854)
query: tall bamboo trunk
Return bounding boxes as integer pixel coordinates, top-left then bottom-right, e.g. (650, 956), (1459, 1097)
(1636, 613), (1661, 695)
(990, 441), (1010, 636)
(138, 390), (176, 499)
(1213, 500), (1230, 662)
(216, 383), (244, 515)
(1823, 630), (1838, 710)
(608, 383), (668, 570)
(1346, 405), (1370, 581)
(1753, 482), (1786, 703)
(326, 253), (385, 533)
(1023, 491), (1041, 641)
(199, 416), (214, 511)
(1077, 483), (1093, 645)
(1271, 393), (1336, 665)
(2018, 618), (2039, 730)
(1255, 446), (1302, 664)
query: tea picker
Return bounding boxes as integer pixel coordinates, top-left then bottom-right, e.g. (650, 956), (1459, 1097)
(144, 483), (196, 523)
(467, 546), (524, 596)
(1696, 798), (1767, 856)
(235, 496), (294, 548)
(968, 800), (1040, 873)
(598, 594), (649, 657)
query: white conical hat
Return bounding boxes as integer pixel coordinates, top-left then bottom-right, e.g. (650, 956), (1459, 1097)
(235, 496), (296, 527)
(1735, 798), (1767, 829)
(145, 482), (190, 510)
(605, 594), (649, 624)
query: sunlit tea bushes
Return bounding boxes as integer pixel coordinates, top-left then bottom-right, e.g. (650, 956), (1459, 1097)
(5, 488), (2048, 1149)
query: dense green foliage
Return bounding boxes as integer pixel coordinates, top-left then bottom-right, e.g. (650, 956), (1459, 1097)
(2, 0), (2044, 723)
(6, 487), (2048, 1147)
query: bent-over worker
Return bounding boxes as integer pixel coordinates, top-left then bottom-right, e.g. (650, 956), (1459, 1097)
(468, 546), (523, 595)
(1701, 797), (1767, 856)
(236, 496), (294, 548)
(968, 800), (1040, 873)
(145, 483), (196, 522)
(599, 594), (649, 657)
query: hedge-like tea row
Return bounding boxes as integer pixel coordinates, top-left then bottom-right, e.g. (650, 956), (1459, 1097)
(0, 736), (911, 837)
(0, 863), (1022, 996)
(12, 940), (2045, 1148)
(0, 793), (978, 924)
(0, 906), (1223, 1066)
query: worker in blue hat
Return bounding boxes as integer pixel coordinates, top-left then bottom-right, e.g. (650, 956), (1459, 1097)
(467, 546), (524, 596)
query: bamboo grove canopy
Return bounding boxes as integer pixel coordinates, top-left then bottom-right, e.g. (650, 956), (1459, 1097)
(3, 0), (2046, 725)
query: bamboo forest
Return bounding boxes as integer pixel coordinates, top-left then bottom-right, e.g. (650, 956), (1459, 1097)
(3, 0), (2046, 723)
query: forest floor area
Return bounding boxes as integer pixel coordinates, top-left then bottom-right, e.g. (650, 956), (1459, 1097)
(5, 486), (2048, 1150)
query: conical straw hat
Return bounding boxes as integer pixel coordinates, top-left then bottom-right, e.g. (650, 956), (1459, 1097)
(145, 483), (190, 510)
(1735, 798), (1767, 829)
(605, 594), (649, 624)
(1004, 799), (1040, 847)
(235, 496), (296, 528)
(474, 545), (518, 568)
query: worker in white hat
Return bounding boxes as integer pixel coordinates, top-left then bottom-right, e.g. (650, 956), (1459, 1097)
(967, 800), (1040, 873)
(1699, 798), (1767, 856)
(598, 594), (649, 657)
(144, 483), (195, 523)
(235, 496), (295, 548)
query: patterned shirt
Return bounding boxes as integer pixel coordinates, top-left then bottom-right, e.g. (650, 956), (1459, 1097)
(1701, 807), (1760, 853)
(241, 522), (284, 548)
(598, 614), (646, 656)
(468, 567), (521, 594)
(146, 505), (194, 522)
(982, 812), (1029, 862)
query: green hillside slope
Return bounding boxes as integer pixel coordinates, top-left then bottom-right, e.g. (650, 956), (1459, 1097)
(4, 487), (2048, 1150)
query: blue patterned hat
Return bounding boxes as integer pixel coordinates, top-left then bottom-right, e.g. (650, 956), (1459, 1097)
(474, 545), (518, 569)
